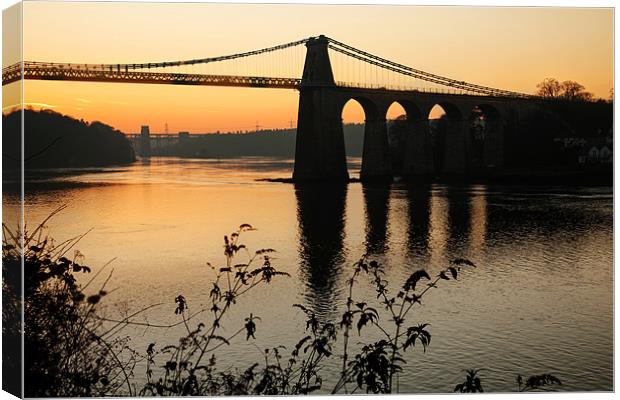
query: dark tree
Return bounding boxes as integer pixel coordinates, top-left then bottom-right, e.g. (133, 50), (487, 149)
(536, 78), (594, 101)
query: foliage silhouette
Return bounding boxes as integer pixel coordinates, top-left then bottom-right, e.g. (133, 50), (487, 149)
(2, 206), (136, 397)
(517, 373), (562, 392)
(139, 233), (482, 395)
(139, 224), (293, 396)
(536, 78), (594, 101)
(2, 215), (565, 395)
(454, 369), (485, 393)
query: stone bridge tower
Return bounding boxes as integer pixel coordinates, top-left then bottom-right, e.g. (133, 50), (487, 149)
(293, 35), (349, 182)
(293, 36), (407, 182)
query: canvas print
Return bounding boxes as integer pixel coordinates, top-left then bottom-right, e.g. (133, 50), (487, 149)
(1, 1), (614, 397)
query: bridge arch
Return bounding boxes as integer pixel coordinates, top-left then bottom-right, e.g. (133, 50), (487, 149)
(340, 96), (380, 121)
(340, 97), (372, 177)
(425, 102), (466, 174)
(385, 100), (428, 176)
(340, 96), (391, 180)
(427, 102), (464, 121)
(386, 99), (424, 121)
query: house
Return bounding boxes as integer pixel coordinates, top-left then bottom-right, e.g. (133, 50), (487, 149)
(578, 138), (613, 164)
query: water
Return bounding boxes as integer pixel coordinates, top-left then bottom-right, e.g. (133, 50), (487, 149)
(5, 157), (613, 393)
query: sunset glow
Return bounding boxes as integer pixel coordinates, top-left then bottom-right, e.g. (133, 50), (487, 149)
(5, 2), (614, 133)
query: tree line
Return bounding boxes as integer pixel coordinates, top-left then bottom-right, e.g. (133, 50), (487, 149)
(536, 78), (612, 102)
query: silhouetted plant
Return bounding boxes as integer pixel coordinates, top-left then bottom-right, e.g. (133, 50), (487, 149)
(516, 373), (562, 392)
(329, 256), (476, 394)
(3, 215), (564, 395)
(452, 370), (562, 393)
(454, 369), (485, 393)
(139, 234), (479, 395)
(2, 206), (135, 397)
(139, 224), (292, 396)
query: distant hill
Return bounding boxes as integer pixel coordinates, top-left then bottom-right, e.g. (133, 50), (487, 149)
(3, 109), (135, 169)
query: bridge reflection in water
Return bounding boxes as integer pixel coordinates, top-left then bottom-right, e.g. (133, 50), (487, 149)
(294, 183), (489, 318)
(295, 184), (348, 317)
(362, 183), (391, 255)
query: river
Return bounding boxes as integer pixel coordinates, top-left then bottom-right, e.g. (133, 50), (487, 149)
(4, 156), (613, 393)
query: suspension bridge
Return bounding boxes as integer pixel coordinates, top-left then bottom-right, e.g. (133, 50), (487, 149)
(3, 35), (547, 181)
(2, 35), (530, 97)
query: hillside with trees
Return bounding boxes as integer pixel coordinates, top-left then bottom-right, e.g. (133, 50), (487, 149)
(2, 109), (135, 169)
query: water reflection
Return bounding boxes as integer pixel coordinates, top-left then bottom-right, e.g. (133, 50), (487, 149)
(428, 188), (449, 267)
(294, 182), (491, 315)
(295, 183), (347, 318)
(294, 183), (491, 304)
(404, 185), (432, 256)
(445, 186), (472, 257)
(362, 182), (391, 255)
(427, 185), (490, 265)
(468, 186), (488, 257)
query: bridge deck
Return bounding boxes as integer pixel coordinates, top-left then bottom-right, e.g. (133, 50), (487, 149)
(2, 62), (529, 101)
(2, 63), (302, 89)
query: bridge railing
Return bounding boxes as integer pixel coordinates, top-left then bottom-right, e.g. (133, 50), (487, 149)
(333, 80), (527, 97)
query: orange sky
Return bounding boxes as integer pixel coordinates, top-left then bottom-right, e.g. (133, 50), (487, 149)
(2, 2), (614, 133)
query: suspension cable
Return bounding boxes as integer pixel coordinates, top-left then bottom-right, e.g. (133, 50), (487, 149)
(327, 36), (532, 98)
(19, 38), (310, 72)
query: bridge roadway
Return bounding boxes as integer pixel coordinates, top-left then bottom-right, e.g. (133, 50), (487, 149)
(2, 62), (302, 89)
(3, 62), (515, 97)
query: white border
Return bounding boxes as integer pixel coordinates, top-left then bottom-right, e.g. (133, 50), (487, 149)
(0, 1), (615, 400)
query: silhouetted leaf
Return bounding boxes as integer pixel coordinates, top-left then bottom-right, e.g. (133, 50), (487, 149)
(255, 248), (276, 255)
(209, 283), (220, 301)
(239, 223), (254, 231)
(404, 324), (431, 352)
(451, 258), (476, 268)
(403, 270), (431, 291)
(295, 335), (312, 351)
(357, 313), (369, 334)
